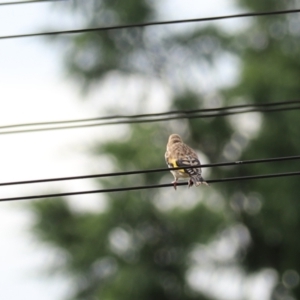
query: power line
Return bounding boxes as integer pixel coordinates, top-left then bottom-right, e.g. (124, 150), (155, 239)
(1, 100), (300, 135)
(1, 170), (300, 202)
(1, 8), (300, 40)
(0, 0), (64, 6)
(2, 99), (299, 130)
(1, 155), (300, 187)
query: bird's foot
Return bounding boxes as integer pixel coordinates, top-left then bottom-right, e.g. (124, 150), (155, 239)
(172, 180), (177, 190)
(188, 179), (194, 188)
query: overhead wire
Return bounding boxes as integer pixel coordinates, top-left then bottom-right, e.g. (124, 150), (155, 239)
(1, 99), (300, 129)
(0, 0), (62, 6)
(1, 170), (300, 202)
(1, 8), (300, 40)
(0, 100), (300, 135)
(1, 154), (300, 187)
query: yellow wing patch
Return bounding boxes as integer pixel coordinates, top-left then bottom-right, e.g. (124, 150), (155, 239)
(168, 158), (186, 173)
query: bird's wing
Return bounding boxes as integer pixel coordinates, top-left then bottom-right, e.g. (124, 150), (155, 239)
(176, 155), (202, 176)
(167, 153), (201, 176)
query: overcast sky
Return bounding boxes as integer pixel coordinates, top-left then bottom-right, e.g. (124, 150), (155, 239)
(0, 1), (103, 299)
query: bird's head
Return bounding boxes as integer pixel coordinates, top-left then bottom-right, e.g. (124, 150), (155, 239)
(168, 134), (183, 145)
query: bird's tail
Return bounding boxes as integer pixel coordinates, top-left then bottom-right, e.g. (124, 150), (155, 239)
(190, 174), (209, 187)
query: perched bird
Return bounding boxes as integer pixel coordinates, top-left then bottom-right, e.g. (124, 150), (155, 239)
(165, 134), (208, 190)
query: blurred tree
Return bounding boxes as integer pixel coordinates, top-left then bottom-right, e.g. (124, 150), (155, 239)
(222, 1), (300, 299)
(30, 0), (300, 299)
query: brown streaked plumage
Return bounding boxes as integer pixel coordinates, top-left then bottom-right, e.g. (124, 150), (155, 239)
(165, 134), (208, 190)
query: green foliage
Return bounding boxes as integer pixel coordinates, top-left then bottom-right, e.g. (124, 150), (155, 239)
(30, 0), (300, 299)
(31, 193), (224, 299)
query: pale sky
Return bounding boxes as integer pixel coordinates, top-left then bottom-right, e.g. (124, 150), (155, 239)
(0, 1), (103, 299)
(0, 1), (274, 300)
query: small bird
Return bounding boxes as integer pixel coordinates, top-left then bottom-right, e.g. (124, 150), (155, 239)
(165, 134), (208, 190)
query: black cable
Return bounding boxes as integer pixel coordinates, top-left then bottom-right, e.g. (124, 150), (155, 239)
(1, 170), (300, 202)
(1, 99), (299, 130)
(1, 100), (300, 135)
(1, 8), (300, 40)
(0, 0), (62, 6)
(1, 155), (300, 187)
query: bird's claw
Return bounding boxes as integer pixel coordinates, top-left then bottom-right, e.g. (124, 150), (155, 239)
(172, 180), (177, 190)
(188, 179), (194, 188)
